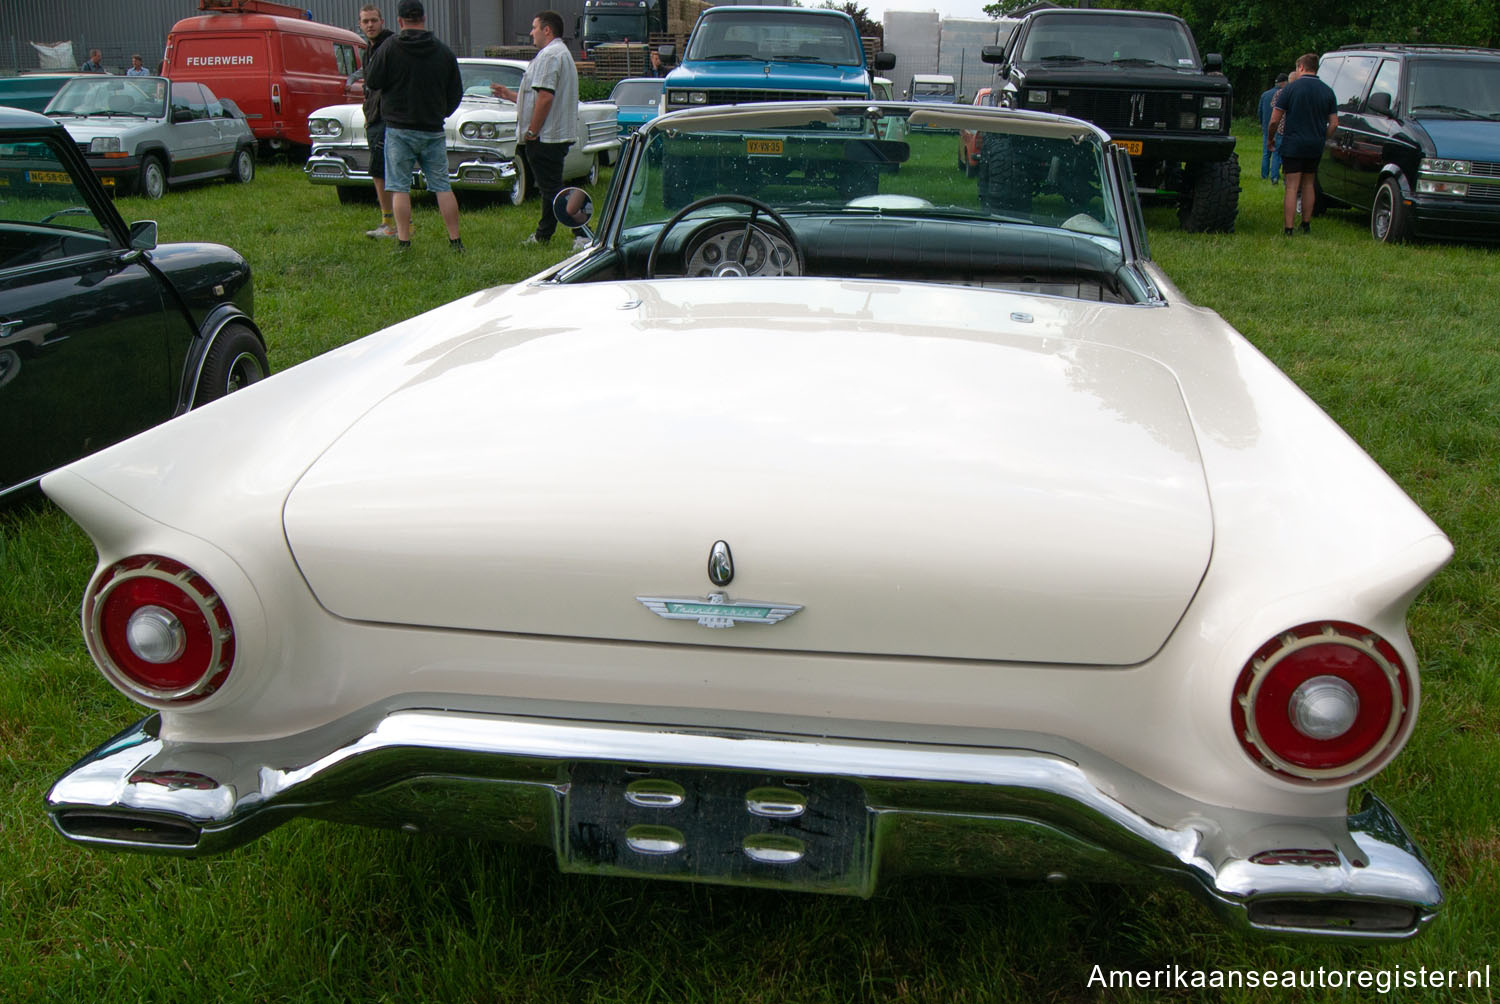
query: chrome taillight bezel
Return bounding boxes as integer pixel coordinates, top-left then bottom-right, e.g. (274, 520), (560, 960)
(85, 555), (235, 704)
(1233, 622), (1410, 783)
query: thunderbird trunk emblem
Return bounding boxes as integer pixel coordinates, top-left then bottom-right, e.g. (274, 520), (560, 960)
(638, 593), (802, 629)
(639, 541), (801, 628)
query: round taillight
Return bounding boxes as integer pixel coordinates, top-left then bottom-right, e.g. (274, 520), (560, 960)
(86, 555), (235, 703)
(1233, 622), (1410, 782)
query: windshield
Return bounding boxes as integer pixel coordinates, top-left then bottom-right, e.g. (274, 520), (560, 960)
(685, 11), (861, 66)
(1408, 59), (1500, 119)
(1020, 15), (1198, 69)
(912, 81), (955, 100)
(585, 12), (650, 43)
(460, 63), (523, 96)
(611, 80), (665, 106)
(45, 77), (168, 118)
(621, 106), (1119, 244)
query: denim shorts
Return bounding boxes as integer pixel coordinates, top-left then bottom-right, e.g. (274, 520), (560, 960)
(384, 127), (451, 193)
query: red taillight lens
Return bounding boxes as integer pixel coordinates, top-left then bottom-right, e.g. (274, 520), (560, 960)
(87, 555), (235, 703)
(1233, 622), (1410, 782)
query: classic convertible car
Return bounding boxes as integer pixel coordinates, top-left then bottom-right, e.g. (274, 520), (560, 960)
(44, 102), (1450, 940)
(303, 58), (620, 204)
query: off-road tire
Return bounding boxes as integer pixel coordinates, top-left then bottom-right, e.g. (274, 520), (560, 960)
(977, 134), (1046, 213)
(1177, 154), (1240, 233)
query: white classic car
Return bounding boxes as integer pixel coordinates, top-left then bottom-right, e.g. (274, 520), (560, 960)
(44, 102), (1450, 940)
(302, 58), (620, 203)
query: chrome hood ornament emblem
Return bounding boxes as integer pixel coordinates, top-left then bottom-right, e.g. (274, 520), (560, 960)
(637, 593), (802, 629)
(708, 540), (734, 587)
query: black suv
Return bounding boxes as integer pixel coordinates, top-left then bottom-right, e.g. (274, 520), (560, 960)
(981, 7), (1237, 232)
(1316, 44), (1500, 243)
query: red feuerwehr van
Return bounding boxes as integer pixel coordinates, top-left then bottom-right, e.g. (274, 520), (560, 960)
(163, 0), (365, 151)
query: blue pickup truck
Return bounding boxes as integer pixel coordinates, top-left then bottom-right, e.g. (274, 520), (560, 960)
(660, 6), (894, 110)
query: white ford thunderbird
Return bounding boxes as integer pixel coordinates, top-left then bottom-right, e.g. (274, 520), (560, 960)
(45, 102), (1450, 940)
(302, 58), (620, 202)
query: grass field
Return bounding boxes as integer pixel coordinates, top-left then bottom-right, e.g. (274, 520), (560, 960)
(1, 127), (1497, 1002)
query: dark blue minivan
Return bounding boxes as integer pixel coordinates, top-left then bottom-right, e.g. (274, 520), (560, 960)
(1317, 44), (1500, 242)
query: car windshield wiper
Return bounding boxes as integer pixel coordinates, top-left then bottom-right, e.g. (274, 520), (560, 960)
(1411, 104), (1486, 119)
(1039, 55), (1104, 64)
(1111, 58), (1177, 68)
(703, 53), (761, 60)
(767, 55), (824, 62)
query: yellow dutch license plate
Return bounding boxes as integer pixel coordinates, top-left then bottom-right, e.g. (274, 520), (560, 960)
(746, 139), (783, 155)
(1113, 139), (1143, 156)
(27, 170), (71, 183)
(100, 176), (114, 187)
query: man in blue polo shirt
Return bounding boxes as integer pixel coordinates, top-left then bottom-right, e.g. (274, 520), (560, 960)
(1269, 53), (1337, 235)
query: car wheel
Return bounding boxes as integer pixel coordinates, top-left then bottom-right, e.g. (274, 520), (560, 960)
(230, 147), (254, 184)
(1371, 176), (1411, 243)
(586, 153), (601, 187)
(139, 155), (166, 199)
(511, 155), (530, 205)
(1177, 154), (1241, 233)
(194, 322), (268, 406)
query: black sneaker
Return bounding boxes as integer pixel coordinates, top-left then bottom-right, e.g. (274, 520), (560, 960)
(395, 239), (412, 253)
(1300, 221), (1311, 234)
(450, 237), (465, 252)
(1284, 227), (1294, 236)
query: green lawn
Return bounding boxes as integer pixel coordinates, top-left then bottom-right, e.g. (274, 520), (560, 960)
(1, 130), (1496, 1002)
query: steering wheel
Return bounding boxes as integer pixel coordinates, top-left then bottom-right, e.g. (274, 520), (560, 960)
(645, 194), (804, 279)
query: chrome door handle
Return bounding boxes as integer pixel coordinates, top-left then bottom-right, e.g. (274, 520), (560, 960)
(0, 319), (23, 339)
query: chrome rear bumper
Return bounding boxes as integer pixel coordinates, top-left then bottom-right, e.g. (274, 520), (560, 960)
(46, 710), (1441, 940)
(303, 150), (516, 192)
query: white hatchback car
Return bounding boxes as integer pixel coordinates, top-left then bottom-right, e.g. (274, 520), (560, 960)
(45, 101), (1449, 941)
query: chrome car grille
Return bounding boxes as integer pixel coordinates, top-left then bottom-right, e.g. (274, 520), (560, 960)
(1467, 161), (1500, 179)
(702, 89), (847, 104)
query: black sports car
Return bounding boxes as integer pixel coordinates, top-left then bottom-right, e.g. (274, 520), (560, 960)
(0, 106), (267, 500)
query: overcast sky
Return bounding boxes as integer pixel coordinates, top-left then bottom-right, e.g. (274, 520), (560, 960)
(865, 1), (999, 23)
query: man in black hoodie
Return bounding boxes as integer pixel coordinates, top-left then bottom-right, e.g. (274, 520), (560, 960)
(364, 0), (465, 251)
(359, 5), (397, 238)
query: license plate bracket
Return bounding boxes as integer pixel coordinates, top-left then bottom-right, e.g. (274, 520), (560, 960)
(562, 762), (871, 893)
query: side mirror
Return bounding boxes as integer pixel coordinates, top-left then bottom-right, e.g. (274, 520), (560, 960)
(873, 51), (895, 71)
(1204, 53), (1223, 72)
(171, 107), (193, 123)
(128, 220), (158, 251)
(1366, 91), (1393, 117)
(553, 186), (594, 235)
(981, 45), (1006, 64)
(658, 44), (676, 67)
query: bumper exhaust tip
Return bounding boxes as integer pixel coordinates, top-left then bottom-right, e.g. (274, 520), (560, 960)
(53, 810), (201, 849)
